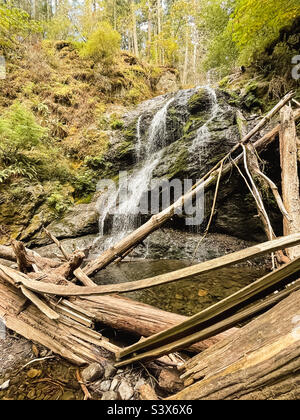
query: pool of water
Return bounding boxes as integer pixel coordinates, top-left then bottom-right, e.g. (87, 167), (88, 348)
(0, 258), (268, 400)
(93, 259), (268, 316)
(0, 358), (83, 400)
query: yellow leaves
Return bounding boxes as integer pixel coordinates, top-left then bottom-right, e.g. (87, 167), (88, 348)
(27, 369), (42, 379)
(198, 289), (208, 297)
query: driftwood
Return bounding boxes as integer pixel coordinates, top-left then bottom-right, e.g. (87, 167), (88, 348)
(169, 289), (300, 400)
(0, 278), (119, 365)
(0, 262), (237, 356)
(116, 255), (300, 365)
(83, 92), (296, 276)
(280, 105), (300, 260)
(74, 294), (238, 353)
(14, 234), (300, 296)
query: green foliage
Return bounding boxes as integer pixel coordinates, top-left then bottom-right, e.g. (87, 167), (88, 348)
(47, 192), (72, 215)
(0, 4), (41, 49)
(231, 0), (300, 65)
(71, 170), (96, 198)
(0, 102), (46, 151)
(80, 22), (121, 64)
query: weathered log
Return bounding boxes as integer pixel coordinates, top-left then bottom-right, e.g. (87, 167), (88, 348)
(74, 294), (238, 353)
(116, 255), (300, 364)
(280, 106), (300, 260)
(0, 278), (119, 365)
(0, 261), (238, 355)
(83, 93), (296, 276)
(14, 234), (300, 296)
(168, 289), (300, 400)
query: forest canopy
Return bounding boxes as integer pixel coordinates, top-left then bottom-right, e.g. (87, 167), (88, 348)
(0, 0), (299, 83)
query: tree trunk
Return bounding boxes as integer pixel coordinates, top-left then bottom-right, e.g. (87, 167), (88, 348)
(169, 289), (300, 400)
(131, 0), (139, 57)
(280, 106), (300, 259)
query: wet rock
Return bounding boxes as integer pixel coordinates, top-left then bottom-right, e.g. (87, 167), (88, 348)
(104, 363), (117, 379)
(101, 391), (119, 400)
(118, 380), (134, 400)
(81, 363), (104, 383)
(100, 380), (111, 392)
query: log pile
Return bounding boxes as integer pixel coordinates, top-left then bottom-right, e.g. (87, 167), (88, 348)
(0, 93), (299, 401)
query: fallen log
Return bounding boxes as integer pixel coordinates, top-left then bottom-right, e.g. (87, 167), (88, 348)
(168, 289), (300, 400)
(83, 93), (296, 276)
(280, 105), (300, 260)
(116, 255), (300, 364)
(0, 260), (238, 356)
(0, 279), (119, 365)
(12, 233), (300, 296)
(74, 294), (238, 353)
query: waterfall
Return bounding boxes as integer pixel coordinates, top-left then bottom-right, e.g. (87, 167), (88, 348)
(94, 95), (176, 250)
(93, 86), (217, 253)
(190, 86), (221, 162)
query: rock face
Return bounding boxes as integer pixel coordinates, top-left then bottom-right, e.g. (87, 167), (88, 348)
(14, 84), (283, 254)
(156, 69), (179, 94)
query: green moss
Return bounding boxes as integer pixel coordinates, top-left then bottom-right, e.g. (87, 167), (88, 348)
(167, 147), (189, 179)
(75, 193), (93, 205)
(110, 119), (124, 130)
(117, 139), (134, 157)
(188, 88), (211, 114)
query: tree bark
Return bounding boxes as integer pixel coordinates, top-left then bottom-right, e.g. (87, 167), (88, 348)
(280, 106), (300, 259)
(169, 289), (300, 400)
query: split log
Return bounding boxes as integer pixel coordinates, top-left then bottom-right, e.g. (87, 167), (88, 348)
(83, 93), (296, 276)
(169, 289), (300, 400)
(0, 278), (119, 365)
(14, 234), (300, 296)
(74, 294), (238, 353)
(280, 106), (300, 259)
(116, 255), (300, 365)
(0, 261), (238, 356)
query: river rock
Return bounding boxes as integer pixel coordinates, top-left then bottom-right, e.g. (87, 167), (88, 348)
(81, 363), (104, 383)
(104, 363), (117, 379)
(100, 380), (111, 392)
(110, 378), (119, 391)
(118, 380), (134, 400)
(101, 391), (119, 400)
(30, 201), (100, 246)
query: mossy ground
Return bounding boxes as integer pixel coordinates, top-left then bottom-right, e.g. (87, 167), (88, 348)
(0, 41), (169, 243)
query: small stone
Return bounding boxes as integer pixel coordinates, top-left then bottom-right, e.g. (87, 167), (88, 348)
(100, 380), (111, 392)
(118, 380), (134, 400)
(110, 378), (119, 391)
(0, 380), (10, 390)
(27, 369), (41, 379)
(134, 378), (145, 390)
(104, 363), (117, 379)
(81, 363), (104, 383)
(101, 391), (119, 400)
(27, 389), (36, 399)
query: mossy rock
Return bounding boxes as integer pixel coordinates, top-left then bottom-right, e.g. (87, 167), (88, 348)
(188, 88), (212, 114)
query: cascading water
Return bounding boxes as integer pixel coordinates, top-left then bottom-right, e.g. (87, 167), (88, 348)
(92, 85), (221, 253)
(190, 86), (221, 163)
(93, 95), (177, 250)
